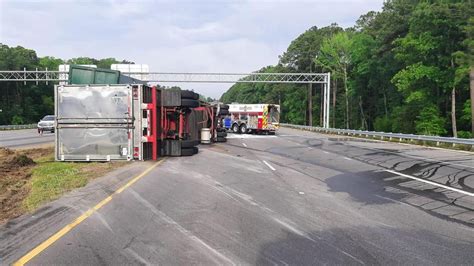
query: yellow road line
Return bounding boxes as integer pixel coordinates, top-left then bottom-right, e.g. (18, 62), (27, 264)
(13, 159), (165, 266)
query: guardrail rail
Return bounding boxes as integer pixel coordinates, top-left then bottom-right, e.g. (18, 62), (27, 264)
(281, 123), (474, 149)
(0, 124), (37, 130)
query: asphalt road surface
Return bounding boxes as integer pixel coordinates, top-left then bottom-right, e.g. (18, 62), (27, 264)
(1, 127), (473, 265)
(0, 129), (54, 149)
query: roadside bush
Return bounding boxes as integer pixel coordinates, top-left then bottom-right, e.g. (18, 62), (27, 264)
(457, 131), (472, 139)
(11, 115), (24, 125)
(374, 116), (392, 132)
(415, 105), (446, 136)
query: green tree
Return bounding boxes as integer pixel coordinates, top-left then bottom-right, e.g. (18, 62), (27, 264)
(67, 57), (96, 65)
(39, 56), (64, 70)
(315, 31), (353, 128)
(392, 2), (472, 137)
(96, 58), (120, 69)
(280, 24), (342, 126)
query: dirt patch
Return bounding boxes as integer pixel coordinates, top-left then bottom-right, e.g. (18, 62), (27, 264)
(0, 146), (127, 224)
(0, 147), (52, 224)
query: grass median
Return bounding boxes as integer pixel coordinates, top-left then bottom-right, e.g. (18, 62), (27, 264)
(0, 147), (127, 224)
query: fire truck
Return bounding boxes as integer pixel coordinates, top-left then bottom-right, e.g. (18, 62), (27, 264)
(223, 104), (280, 134)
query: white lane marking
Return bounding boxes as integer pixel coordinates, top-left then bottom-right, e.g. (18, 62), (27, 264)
(242, 143), (247, 147)
(385, 170), (474, 197)
(323, 151), (330, 154)
(298, 191), (305, 195)
(344, 157), (352, 161)
(262, 160), (276, 171)
(226, 134), (277, 139)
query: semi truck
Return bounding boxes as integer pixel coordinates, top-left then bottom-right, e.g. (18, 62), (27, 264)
(55, 84), (224, 161)
(223, 104), (280, 134)
(53, 65), (227, 161)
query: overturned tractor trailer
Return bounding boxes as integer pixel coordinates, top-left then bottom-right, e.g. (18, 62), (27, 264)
(55, 84), (222, 161)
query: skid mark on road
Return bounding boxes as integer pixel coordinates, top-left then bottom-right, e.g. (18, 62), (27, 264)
(129, 190), (237, 265)
(199, 176), (366, 265)
(94, 212), (114, 233)
(125, 247), (150, 265)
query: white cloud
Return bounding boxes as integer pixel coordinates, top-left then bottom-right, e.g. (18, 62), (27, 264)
(0, 0), (383, 98)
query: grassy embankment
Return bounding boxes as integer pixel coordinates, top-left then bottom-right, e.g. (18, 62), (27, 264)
(0, 147), (126, 223)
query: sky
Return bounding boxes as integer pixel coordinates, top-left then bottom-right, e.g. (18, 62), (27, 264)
(0, 0), (383, 98)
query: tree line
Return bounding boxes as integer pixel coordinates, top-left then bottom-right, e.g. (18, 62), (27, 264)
(221, 0), (474, 138)
(0, 45), (217, 125)
(0, 45), (134, 125)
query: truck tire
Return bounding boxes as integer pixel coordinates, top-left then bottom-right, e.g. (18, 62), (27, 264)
(219, 104), (229, 110)
(232, 123), (240, 133)
(216, 137), (227, 142)
(217, 131), (227, 137)
(181, 90), (199, 100)
(239, 124), (247, 134)
(218, 109), (229, 116)
(181, 139), (199, 148)
(181, 99), (199, 108)
(181, 147), (198, 156)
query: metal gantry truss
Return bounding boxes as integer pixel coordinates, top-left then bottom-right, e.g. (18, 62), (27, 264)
(0, 70), (66, 82)
(130, 72), (328, 84)
(0, 70), (328, 84)
(0, 70), (331, 128)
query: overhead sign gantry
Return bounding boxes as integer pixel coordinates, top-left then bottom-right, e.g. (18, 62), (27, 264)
(0, 69), (331, 128)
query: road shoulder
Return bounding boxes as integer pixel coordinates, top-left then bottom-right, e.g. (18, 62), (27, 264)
(0, 160), (155, 264)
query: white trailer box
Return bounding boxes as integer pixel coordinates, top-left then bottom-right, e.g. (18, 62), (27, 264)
(55, 84), (156, 161)
(111, 64), (149, 82)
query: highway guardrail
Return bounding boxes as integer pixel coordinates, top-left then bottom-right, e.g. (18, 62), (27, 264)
(0, 124), (37, 130)
(280, 123), (474, 148)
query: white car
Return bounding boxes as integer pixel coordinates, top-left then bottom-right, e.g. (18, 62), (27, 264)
(37, 115), (55, 133)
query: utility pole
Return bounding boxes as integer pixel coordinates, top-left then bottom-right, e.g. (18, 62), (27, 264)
(470, 67), (474, 135)
(308, 62), (313, 126)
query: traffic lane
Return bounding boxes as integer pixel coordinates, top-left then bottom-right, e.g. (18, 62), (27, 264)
(276, 127), (474, 193)
(0, 129), (54, 149)
(29, 142), (474, 265)
(237, 129), (474, 225)
(278, 127), (474, 169)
